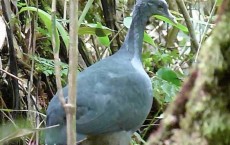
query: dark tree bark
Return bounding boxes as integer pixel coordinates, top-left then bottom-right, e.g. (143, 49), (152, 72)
(1, 0), (20, 111)
(101, 0), (121, 54)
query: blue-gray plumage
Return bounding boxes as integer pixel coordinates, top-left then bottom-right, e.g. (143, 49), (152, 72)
(45, 0), (175, 144)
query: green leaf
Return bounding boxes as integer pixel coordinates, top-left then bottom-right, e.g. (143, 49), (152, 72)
(154, 15), (189, 33)
(0, 118), (47, 144)
(144, 32), (155, 46)
(156, 68), (181, 86)
(79, 25), (112, 36)
(161, 83), (178, 102)
(19, 7), (69, 49)
(84, 23), (113, 30)
(78, 27), (111, 36)
(0, 129), (34, 143)
(96, 22), (110, 46)
(98, 36), (110, 46)
(152, 76), (180, 104)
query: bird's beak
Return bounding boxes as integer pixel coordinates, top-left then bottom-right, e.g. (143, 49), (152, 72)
(167, 10), (177, 24)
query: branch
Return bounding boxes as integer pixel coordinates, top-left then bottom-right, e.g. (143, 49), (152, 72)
(66, 0), (78, 144)
(176, 0), (199, 53)
(147, 2), (230, 144)
(51, 0), (65, 106)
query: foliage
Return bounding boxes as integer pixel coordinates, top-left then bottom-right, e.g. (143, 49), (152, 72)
(154, 15), (188, 33)
(19, 7), (67, 49)
(34, 56), (68, 77)
(0, 116), (46, 144)
(143, 48), (183, 106)
(152, 68), (181, 104)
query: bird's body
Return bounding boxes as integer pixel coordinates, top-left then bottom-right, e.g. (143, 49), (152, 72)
(46, 50), (152, 144)
(46, 0), (175, 144)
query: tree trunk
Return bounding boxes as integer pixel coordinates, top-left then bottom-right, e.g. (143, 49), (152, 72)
(147, 1), (230, 145)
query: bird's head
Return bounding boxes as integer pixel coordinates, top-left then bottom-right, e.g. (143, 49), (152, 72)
(136, 0), (176, 23)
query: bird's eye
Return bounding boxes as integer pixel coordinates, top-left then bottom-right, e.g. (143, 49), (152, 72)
(147, 2), (153, 6)
(158, 4), (164, 11)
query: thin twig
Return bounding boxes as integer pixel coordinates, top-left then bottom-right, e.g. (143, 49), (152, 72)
(0, 68), (26, 83)
(77, 0), (94, 29)
(101, 26), (125, 59)
(176, 0), (199, 53)
(195, 0), (218, 62)
(63, 0), (67, 26)
(0, 109), (46, 117)
(1, 110), (18, 128)
(51, 0), (65, 106)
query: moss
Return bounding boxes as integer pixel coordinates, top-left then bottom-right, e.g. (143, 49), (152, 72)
(148, 11), (230, 145)
(181, 12), (230, 145)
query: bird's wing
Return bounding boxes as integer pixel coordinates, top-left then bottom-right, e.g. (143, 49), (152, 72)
(76, 67), (126, 125)
(75, 61), (150, 135)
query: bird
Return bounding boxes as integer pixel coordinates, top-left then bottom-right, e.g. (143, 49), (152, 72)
(45, 0), (175, 144)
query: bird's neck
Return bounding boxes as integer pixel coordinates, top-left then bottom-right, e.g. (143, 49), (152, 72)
(121, 6), (148, 60)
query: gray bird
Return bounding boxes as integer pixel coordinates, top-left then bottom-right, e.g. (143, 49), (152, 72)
(45, 0), (175, 144)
